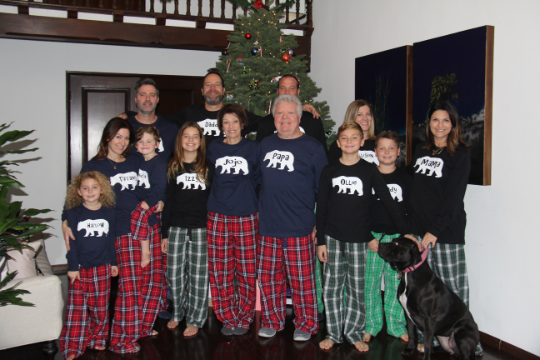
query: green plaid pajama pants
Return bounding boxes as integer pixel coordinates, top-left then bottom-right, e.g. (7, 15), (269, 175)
(166, 227), (208, 327)
(323, 235), (367, 345)
(364, 232), (407, 338)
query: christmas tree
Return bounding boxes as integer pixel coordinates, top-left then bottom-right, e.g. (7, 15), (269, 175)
(217, 0), (335, 145)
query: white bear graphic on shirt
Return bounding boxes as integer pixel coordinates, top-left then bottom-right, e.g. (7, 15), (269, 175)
(198, 118), (220, 136)
(263, 150), (295, 172)
(359, 150), (379, 165)
(372, 184), (403, 202)
(110, 172), (138, 191)
(332, 176), (363, 196)
(77, 219), (109, 237)
(177, 173), (206, 190)
(414, 156), (444, 178)
(215, 156), (249, 175)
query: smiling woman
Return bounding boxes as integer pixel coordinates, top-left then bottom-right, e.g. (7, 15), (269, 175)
(408, 100), (479, 353)
(327, 100), (379, 166)
(206, 104), (260, 336)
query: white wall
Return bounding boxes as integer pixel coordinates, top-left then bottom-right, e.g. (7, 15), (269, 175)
(0, 38), (219, 267)
(311, 0), (540, 356)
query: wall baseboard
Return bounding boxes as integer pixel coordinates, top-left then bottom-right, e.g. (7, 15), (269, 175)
(51, 264), (68, 275)
(480, 332), (539, 360)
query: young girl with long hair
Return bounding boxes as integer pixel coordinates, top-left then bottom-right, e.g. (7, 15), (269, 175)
(60, 171), (118, 360)
(62, 117), (164, 354)
(161, 122), (214, 337)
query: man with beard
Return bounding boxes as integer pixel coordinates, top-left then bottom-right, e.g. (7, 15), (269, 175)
(164, 68), (260, 147)
(127, 78), (179, 162)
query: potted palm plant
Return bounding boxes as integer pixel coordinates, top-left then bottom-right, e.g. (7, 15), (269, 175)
(0, 123), (51, 307)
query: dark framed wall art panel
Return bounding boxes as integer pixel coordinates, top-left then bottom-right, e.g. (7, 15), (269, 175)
(411, 26), (494, 186)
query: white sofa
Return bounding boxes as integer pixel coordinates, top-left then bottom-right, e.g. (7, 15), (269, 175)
(0, 240), (64, 352)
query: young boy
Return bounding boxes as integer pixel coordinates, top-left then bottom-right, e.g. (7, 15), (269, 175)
(316, 124), (410, 352)
(133, 125), (167, 268)
(364, 130), (410, 343)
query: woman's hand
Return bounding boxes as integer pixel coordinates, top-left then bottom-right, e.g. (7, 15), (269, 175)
(404, 234), (422, 251)
(302, 104), (320, 119)
(63, 220), (75, 251)
(317, 245), (328, 263)
(161, 238), (168, 254)
(422, 232), (438, 250)
(155, 201), (164, 213)
(68, 271), (80, 284)
(368, 239), (379, 253)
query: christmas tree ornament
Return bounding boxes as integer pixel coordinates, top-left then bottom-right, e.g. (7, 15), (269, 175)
(251, 48), (258, 55)
(222, 48), (229, 56)
(281, 52), (291, 63)
(248, 79), (260, 90)
(245, 33), (252, 39)
(226, 94), (234, 101)
(288, 49), (294, 56)
(242, 66), (246, 75)
(271, 76), (282, 83)
(254, 0), (269, 10)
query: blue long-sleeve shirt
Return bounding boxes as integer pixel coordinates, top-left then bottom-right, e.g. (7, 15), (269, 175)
(66, 204), (117, 271)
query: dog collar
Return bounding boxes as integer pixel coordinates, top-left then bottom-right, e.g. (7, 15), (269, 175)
(403, 247), (429, 273)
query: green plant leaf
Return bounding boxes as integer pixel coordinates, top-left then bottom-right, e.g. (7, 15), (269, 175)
(0, 273), (33, 307)
(0, 129), (35, 147)
(22, 208), (52, 216)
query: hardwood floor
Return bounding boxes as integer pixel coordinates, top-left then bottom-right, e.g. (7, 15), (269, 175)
(0, 274), (520, 360)
(0, 306), (519, 360)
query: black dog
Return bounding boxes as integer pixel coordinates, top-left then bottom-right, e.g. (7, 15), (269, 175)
(378, 237), (479, 360)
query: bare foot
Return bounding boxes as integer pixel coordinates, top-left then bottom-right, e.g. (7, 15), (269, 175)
(319, 338), (334, 350)
(363, 333), (372, 343)
(184, 325), (199, 337)
(354, 341), (369, 353)
(167, 319), (179, 330)
(94, 346), (106, 350)
(67, 356), (75, 360)
(400, 333), (409, 342)
(418, 343), (425, 353)
(141, 251), (151, 268)
(152, 330), (158, 336)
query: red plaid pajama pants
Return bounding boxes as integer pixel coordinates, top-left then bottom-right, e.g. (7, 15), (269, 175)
(60, 264), (111, 359)
(109, 205), (164, 354)
(257, 234), (318, 334)
(207, 212), (257, 329)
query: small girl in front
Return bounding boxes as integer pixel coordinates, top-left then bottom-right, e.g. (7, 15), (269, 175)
(60, 171), (118, 360)
(161, 122), (214, 337)
(316, 123), (410, 353)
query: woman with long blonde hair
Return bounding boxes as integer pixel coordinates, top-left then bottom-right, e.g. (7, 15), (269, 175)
(327, 100), (378, 165)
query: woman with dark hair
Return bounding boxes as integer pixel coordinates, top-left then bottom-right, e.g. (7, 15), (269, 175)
(62, 117), (164, 354)
(206, 104), (260, 336)
(408, 101), (479, 354)
(327, 100), (378, 165)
